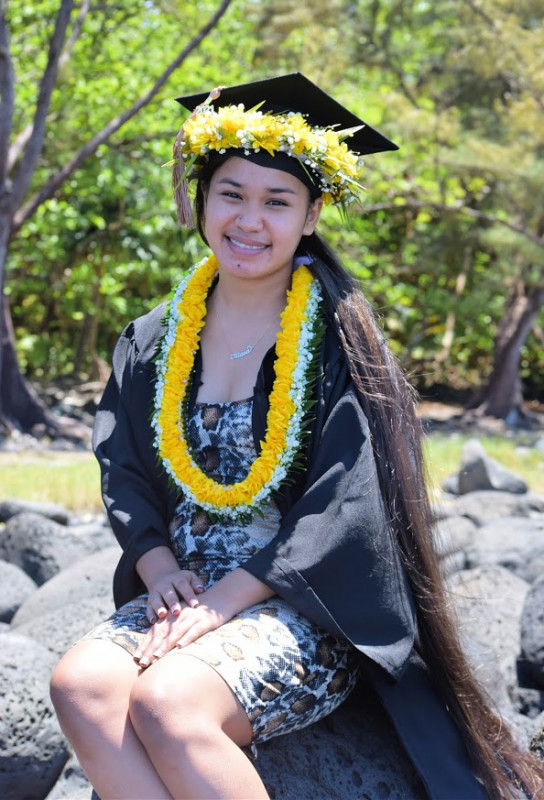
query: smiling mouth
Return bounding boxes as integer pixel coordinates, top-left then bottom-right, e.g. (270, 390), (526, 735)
(227, 236), (268, 251)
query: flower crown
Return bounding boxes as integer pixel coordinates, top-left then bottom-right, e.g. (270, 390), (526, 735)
(171, 100), (365, 224)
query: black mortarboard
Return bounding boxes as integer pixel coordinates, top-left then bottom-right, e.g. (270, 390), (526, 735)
(176, 72), (398, 156)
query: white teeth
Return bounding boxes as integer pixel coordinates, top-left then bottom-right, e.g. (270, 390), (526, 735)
(229, 237), (266, 250)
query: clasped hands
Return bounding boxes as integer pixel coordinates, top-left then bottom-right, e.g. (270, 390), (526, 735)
(133, 569), (228, 669)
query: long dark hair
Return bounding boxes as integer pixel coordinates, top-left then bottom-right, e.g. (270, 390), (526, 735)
(303, 232), (544, 798)
(188, 157), (544, 798)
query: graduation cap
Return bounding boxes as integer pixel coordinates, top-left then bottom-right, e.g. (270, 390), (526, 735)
(176, 72), (398, 156)
(172, 73), (399, 225)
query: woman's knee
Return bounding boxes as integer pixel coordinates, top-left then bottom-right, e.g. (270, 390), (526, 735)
(128, 655), (252, 747)
(128, 663), (187, 737)
(51, 644), (97, 710)
(50, 640), (133, 724)
(129, 657), (219, 738)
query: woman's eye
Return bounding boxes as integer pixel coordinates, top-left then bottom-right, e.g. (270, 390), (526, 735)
(267, 199), (288, 207)
(221, 191), (242, 200)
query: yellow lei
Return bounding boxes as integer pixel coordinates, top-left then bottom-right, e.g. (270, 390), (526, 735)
(152, 254), (322, 520)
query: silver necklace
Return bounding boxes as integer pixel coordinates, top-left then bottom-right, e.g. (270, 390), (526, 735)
(214, 299), (279, 360)
(228, 316), (278, 360)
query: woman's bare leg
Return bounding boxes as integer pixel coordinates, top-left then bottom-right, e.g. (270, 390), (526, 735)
(52, 640), (268, 799)
(129, 651), (269, 799)
(50, 640), (172, 800)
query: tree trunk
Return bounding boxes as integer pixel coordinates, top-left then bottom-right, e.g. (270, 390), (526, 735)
(0, 204), (60, 436)
(464, 281), (544, 423)
(0, 293), (60, 435)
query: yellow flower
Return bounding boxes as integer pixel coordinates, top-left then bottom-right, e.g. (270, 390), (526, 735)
(175, 105), (364, 207)
(153, 256), (320, 519)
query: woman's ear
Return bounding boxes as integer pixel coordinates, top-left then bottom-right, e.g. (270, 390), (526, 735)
(303, 197), (323, 236)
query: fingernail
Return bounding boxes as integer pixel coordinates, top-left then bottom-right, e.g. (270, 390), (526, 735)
(171, 603), (181, 615)
(134, 651), (141, 660)
(189, 599), (199, 608)
(139, 656), (149, 667)
(195, 584), (205, 591)
(149, 615), (157, 625)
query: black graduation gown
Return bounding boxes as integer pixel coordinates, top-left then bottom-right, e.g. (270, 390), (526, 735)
(93, 302), (487, 799)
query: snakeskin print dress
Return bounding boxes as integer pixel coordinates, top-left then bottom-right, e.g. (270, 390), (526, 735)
(81, 398), (359, 744)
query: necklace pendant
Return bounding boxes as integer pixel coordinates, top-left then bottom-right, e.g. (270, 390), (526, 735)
(230, 344), (253, 360)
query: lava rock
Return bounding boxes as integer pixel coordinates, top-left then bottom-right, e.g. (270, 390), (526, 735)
(0, 498), (71, 525)
(448, 439), (528, 496)
(0, 512), (115, 585)
(521, 576), (544, 689)
(0, 631), (69, 800)
(0, 559), (38, 622)
(465, 518), (544, 583)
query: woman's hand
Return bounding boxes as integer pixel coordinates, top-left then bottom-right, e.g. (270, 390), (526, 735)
(135, 546), (205, 623)
(146, 569), (206, 624)
(133, 567), (275, 669)
(134, 588), (229, 668)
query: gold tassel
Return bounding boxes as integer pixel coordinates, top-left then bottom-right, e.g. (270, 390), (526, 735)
(172, 89), (223, 228)
(172, 133), (194, 228)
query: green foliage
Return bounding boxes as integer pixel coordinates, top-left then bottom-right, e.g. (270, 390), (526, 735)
(6, 0), (544, 397)
(257, 0), (544, 392)
(7, 0), (254, 378)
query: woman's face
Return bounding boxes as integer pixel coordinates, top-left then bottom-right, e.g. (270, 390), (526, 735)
(202, 156), (322, 285)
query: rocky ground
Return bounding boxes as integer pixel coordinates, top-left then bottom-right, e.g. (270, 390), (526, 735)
(3, 390), (544, 798)
(3, 379), (544, 453)
(0, 380), (102, 454)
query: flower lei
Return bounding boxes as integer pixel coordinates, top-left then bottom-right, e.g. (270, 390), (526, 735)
(175, 104), (364, 207)
(152, 254), (323, 521)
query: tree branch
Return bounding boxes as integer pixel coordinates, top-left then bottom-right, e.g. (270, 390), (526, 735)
(61, 0), (90, 64)
(7, 0), (91, 173)
(12, 0), (233, 233)
(0, 1), (15, 188)
(362, 199), (544, 251)
(10, 0), (75, 211)
(461, 0), (494, 26)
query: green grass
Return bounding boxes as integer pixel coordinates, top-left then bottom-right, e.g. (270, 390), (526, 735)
(1, 434), (544, 513)
(0, 452), (103, 513)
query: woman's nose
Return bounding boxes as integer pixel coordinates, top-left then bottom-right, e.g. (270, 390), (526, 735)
(236, 208), (263, 231)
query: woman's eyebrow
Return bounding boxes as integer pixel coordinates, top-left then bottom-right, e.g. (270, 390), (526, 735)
(217, 177), (297, 194)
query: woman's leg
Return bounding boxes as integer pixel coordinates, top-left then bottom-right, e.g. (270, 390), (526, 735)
(128, 651), (269, 799)
(50, 639), (172, 800)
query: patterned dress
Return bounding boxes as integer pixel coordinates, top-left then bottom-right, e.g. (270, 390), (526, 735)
(82, 398), (359, 744)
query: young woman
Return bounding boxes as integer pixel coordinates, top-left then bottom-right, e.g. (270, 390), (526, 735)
(50, 74), (543, 799)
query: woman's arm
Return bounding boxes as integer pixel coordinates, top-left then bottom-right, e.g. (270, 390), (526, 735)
(93, 308), (179, 606)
